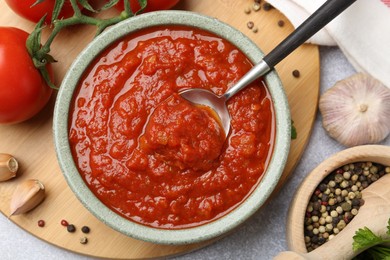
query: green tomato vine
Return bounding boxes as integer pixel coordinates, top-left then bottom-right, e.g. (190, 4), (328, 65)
(26, 0), (147, 90)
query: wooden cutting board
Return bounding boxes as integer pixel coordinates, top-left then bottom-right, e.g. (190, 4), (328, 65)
(0, 0), (319, 258)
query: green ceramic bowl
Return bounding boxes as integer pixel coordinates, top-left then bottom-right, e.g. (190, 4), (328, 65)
(53, 10), (291, 245)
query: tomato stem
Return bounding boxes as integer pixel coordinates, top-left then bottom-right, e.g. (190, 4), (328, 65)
(26, 0), (148, 90)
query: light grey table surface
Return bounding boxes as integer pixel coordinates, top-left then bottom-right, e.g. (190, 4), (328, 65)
(1, 46), (387, 260)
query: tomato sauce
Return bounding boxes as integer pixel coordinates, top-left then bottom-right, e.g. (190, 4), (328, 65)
(69, 26), (275, 229)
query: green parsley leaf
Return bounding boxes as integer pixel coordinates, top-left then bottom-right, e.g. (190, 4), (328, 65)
(291, 120), (297, 140)
(353, 227), (384, 251)
(387, 218), (390, 236)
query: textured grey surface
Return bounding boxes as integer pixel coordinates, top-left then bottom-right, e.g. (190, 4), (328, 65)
(1, 46), (388, 260)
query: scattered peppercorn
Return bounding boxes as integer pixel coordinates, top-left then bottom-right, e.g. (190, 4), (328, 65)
(67, 224), (76, 233)
(263, 3), (273, 11)
(247, 21), (254, 30)
(244, 7), (251, 14)
(81, 226), (90, 234)
(80, 237), (88, 245)
(252, 2), (261, 11)
(292, 69), (301, 78)
(38, 220), (45, 227)
(278, 20), (285, 27)
(252, 27), (259, 33)
(304, 162), (390, 252)
(61, 219), (69, 226)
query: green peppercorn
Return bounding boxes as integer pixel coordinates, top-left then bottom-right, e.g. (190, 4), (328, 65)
(343, 171), (351, 180)
(334, 174), (343, 183)
(336, 206), (343, 214)
(319, 226), (326, 233)
(340, 180), (349, 188)
(348, 192), (356, 200)
(326, 223), (333, 232)
(341, 202), (351, 212)
(337, 220), (346, 230)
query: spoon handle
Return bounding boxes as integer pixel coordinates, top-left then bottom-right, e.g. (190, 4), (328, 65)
(264, 0), (357, 68)
(223, 0), (356, 100)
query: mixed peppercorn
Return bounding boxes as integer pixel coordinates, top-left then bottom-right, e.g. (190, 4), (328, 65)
(37, 218), (91, 245)
(244, 0), (276, 34)
(304, 162), (390, 252)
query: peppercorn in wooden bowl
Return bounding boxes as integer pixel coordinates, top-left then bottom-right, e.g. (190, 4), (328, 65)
(53, 11), (291, 245)
(275, 145), (390, 259)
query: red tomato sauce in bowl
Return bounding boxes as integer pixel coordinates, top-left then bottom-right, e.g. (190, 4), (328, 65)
(69, 25), (275, 229)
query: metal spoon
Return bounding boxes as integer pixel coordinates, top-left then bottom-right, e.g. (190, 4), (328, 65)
(180, 0), (357, 136)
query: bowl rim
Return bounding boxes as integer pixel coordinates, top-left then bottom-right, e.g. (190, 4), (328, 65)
(53, 10), (291, 245)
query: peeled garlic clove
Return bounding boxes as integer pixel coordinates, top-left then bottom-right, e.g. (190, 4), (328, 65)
(0, 154), (18, 182)
(10, 179), (45, 216)
(319, 73), (390, 147)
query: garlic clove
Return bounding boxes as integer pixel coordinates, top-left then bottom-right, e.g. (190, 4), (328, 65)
(10, 179), (45, 216)
(0, 153), (18, 182)
(319, 73), (390, 147)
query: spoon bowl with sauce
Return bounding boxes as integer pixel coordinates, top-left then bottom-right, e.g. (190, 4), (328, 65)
(180, 0), (357, 136)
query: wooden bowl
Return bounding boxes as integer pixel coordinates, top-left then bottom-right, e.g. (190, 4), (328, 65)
(275, 145), (390, 259)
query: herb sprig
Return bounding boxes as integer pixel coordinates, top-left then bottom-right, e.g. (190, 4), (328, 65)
(353, 218), (390, 259)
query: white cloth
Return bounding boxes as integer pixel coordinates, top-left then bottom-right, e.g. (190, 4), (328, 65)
(267, 0), (390, 88)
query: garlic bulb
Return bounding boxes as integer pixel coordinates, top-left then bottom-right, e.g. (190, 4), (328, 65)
(0, 154), (18, 182)
(10, 179), (45, 216)
(319, 73), (390, 147)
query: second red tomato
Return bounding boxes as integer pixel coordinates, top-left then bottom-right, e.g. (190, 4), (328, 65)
(4, 0), (75, 24)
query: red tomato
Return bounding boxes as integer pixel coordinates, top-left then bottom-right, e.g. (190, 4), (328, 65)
(4, 0), (74, 24)
(0, 27), (53, 124)
(115, 0), (181, 13)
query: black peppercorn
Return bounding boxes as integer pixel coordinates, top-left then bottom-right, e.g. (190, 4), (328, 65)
(311, 236), (319, 244)
(81, 226), (90, 234)
(319, 183), (327, 192)
(292, 69), (300, 78)
(277, 20), (285, 27)
(263, 2), (272, 11)
(67, 224), (76, 233)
